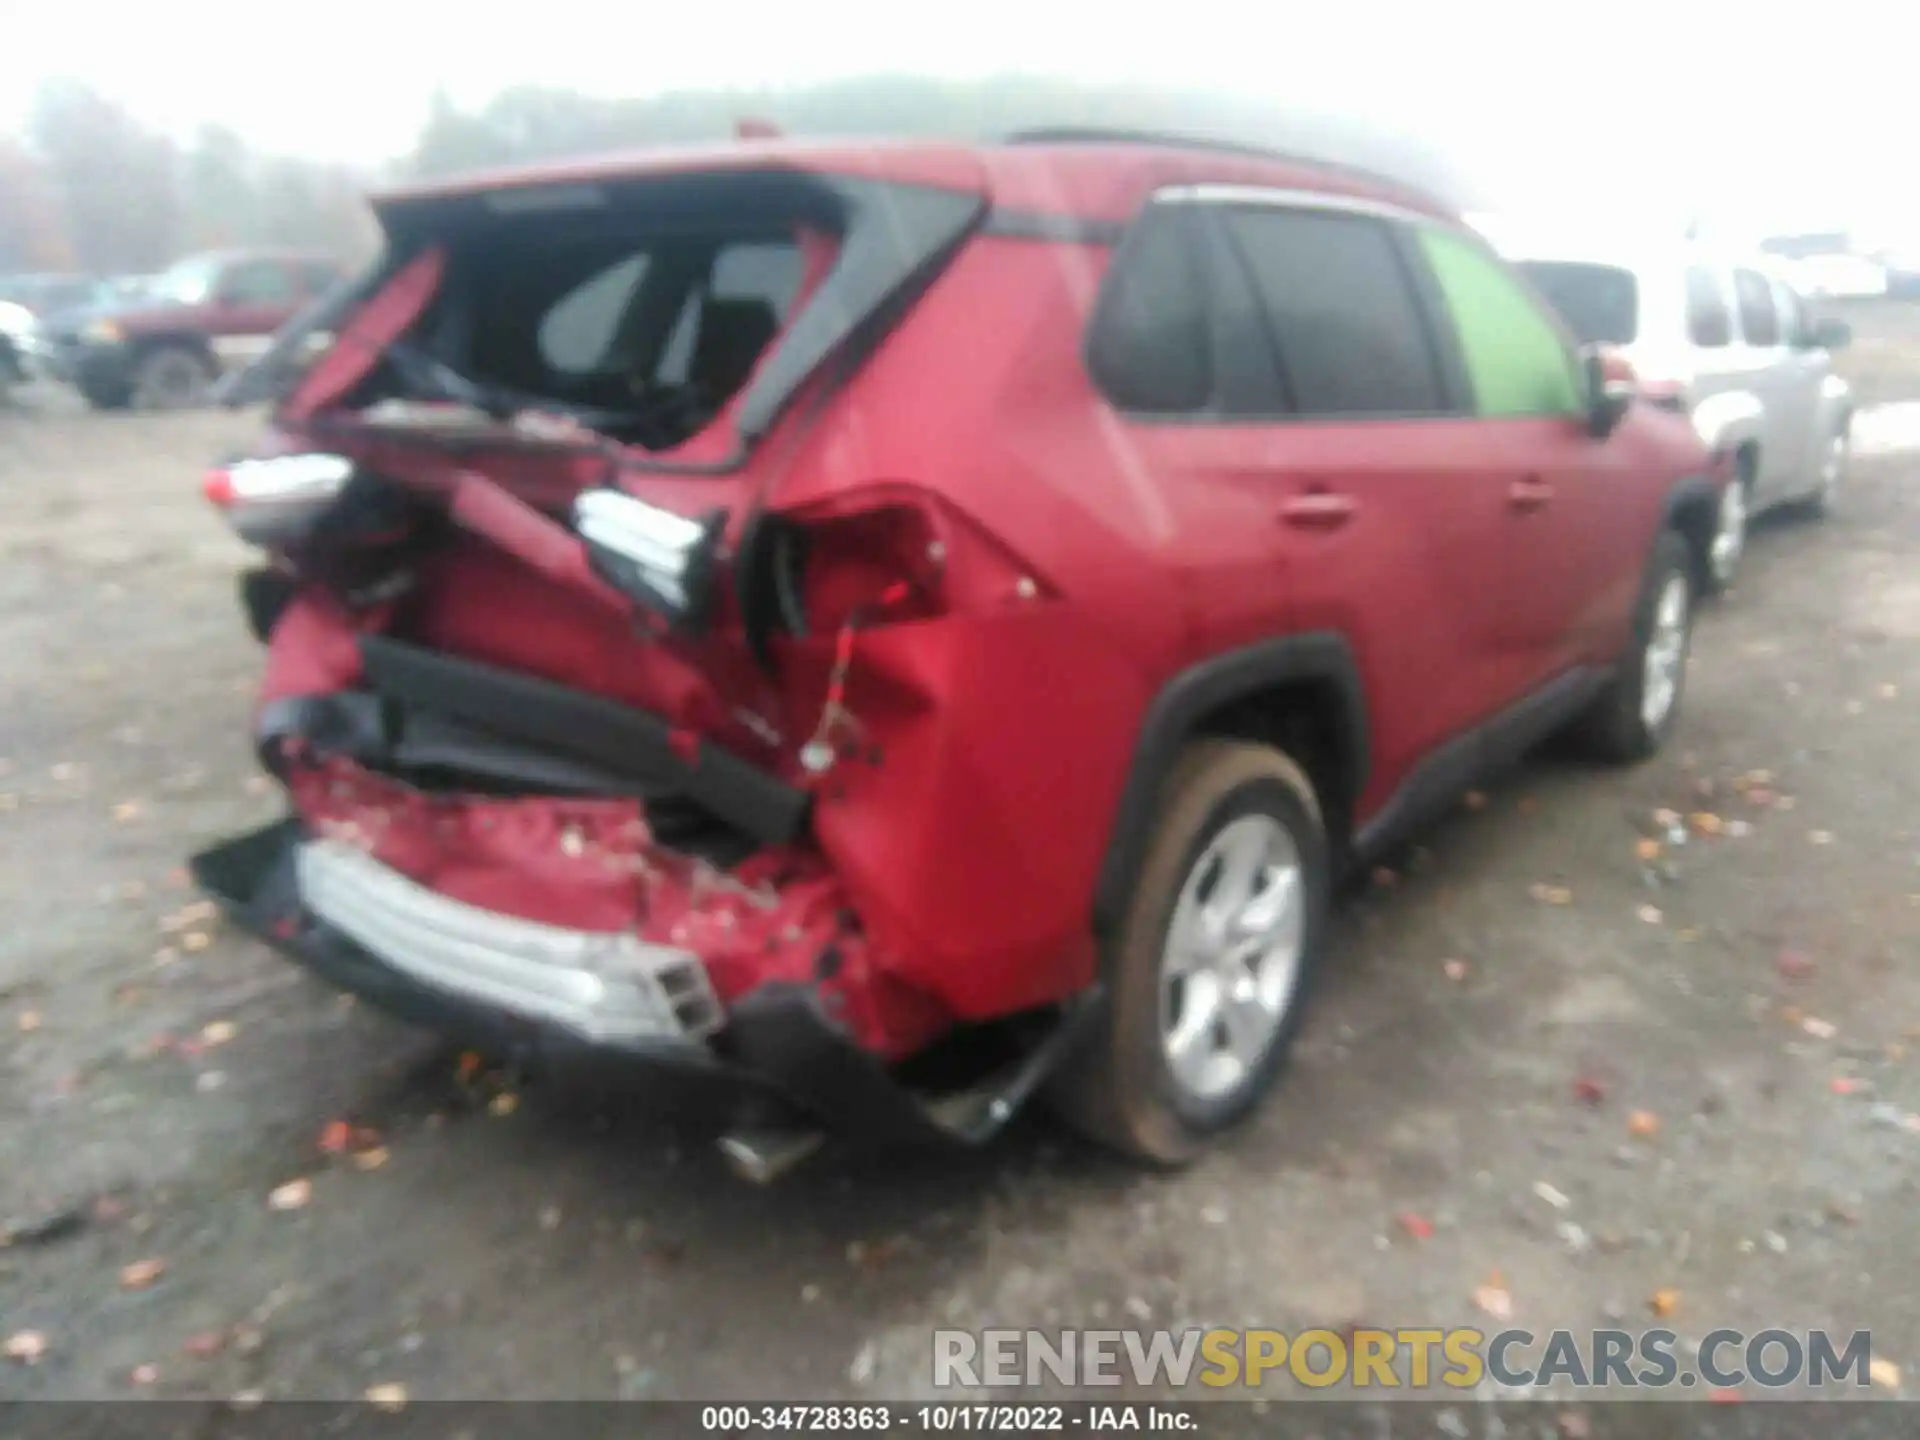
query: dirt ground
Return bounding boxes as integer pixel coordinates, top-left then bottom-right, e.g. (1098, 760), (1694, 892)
(3, 312), (1919, 1418)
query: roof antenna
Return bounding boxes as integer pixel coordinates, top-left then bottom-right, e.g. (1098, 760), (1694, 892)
(735, 118), (783, 140)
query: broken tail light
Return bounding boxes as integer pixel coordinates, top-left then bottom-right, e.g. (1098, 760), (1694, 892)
(574, 487), (728, 631)
(203, 453), (355, 548)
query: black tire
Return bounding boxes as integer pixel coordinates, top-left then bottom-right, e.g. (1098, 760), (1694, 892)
(1049, 740), (1330, 1165)
(78, 377), (132, 411)
(130, 344), (215, 411)
(1572, 529), (1694, 763)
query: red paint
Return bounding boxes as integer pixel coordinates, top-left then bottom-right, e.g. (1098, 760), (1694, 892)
(235, 138), (1709, 1067)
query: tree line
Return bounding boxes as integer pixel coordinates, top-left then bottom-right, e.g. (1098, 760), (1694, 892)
(2, 74), (1477, 277)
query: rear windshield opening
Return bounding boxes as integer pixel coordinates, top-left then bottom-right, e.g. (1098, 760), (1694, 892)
(1516, 260), (1639, 347)
(415, 221), (827, 451)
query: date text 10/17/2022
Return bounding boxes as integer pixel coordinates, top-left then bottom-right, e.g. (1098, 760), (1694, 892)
(699, 1405), (1196, 1432)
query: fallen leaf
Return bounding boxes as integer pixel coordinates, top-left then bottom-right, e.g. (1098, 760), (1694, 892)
(1689, 812), (1724, 837)
(1809, 830), (1834, 846)
(351, 1146), (390, 1172)
(1776, 950), (1815, 981)
(119, 1257), (167, 1290)
(1370, 866), (1398, 888)
(5, 1330), (47, 1364)
(1558, 1413), (1593, 1440)
(130, 1363), (159, 1386)
(1708, 1387), (1744, 1403)
(244, 776), (272, 796)
(1516, 796), (1537, 814)
(456, 1051), (483, 1082)
(1628, 1110), (1661, 1138)
(1636, 905), (1664, 925)
(200, 1020), (236, 1047)
(1887, 1043), (1907, 1063)
(1778, 1005), (1805, 1026)
(488, 1092), (519, 1117)
(1529, 882), (1573, 905)
(1473, 1275), (1513, 1320)
(181, 932), (211, 953)
(1831, 1077), (1864, 1096)
(267, 1179), (312, 1212)
(1649, 1288), (1680, 1318)
(16, 1010), (40, 1034)
(365, 1383), (409, 1411)
(183, 1331), (226, 1358)
(1463, 790), (1487, 811)
(1442, 959), (1468, 982)
(1652, 807), (1681, 827)
(112, 800), (144, 823)
(1532, 1180), (1571, 1211)
(1573, 1075), (1607, 1105)
(1803, 1016), (1838, 1040)
(318, 1120), (354, 1154)
(1396, 1212), (1434, 1241)
(1635, 838), (1662, 862)
(1870, 1357), (1902, 1391)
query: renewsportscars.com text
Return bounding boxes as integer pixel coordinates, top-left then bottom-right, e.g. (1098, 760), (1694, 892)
(933, 1327), (1874, 1391)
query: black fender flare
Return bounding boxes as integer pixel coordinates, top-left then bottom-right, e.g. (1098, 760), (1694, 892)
(1091, 632), (1368, 936)
(1662, 472), (1723, 549)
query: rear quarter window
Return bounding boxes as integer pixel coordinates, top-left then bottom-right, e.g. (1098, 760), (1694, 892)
(1686, 267), (1734, 348)
(1086, 207), (1213, 414)
(1734, 268), (1780, 346)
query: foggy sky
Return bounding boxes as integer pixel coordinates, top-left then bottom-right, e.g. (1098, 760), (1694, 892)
(8, 0), (1913, 245)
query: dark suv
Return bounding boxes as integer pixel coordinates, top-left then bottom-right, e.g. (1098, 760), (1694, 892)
(37, 250), (341, 410)
(191, 132), (1724, 1167)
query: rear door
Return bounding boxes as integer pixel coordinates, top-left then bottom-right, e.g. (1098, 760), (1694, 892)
(1199, 195), (1521, 812)
(1769, 276), (1827, 492)
(1412, 226), (1645, 688)
(1730, 266), (1801, 504)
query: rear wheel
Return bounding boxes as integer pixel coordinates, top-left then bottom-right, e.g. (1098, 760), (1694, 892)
(1703, 471), (1749, 596)
(131, 345), (214, 411)
(1572, 529), (1694, 763)
(1050, 740), (1329, 1165)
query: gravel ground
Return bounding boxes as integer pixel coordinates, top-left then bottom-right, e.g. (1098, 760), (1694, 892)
(2, 314), (1919, 1427)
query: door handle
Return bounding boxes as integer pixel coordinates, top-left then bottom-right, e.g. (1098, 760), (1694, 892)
(1278, 490), (1357, 530)
(1507, 476), (1554, 512)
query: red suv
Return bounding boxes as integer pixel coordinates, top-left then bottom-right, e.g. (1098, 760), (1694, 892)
(192, 132), (1723, 1166)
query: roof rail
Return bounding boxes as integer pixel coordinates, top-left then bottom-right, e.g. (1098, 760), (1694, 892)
(1002, 127), (1446, 209)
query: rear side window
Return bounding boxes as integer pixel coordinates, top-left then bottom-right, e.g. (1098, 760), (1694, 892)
(1685, 267), (1733, 347)
(1514, 261), (1639, 345)
(1734, 269), (1779, 346)
(1087, 208), (1212, 413)
(1224, 208), (1443, 416)
(1774, 280), (1809, 347)
(222, 261), (296, 305)
(1419, 230), (1583, 417)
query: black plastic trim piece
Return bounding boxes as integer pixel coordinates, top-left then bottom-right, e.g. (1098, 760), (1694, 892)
(357, 636), (810, 846)
(980, 208), (1125, 245)
(239, 568), (297, 645)
(1351, 665), (1610, 862)
(1092, 633), (1368, 935)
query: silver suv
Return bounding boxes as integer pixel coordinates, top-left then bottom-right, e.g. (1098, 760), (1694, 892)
(1476, 221), (1854, 592)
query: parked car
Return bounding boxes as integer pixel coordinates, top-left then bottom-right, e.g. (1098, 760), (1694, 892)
(1478, 219), (1854, 592)
(0, 273), (106, 317)
(0, 299), (34, 397)
(34, 250), (342, 410)
(190, 131), (1722, 1168)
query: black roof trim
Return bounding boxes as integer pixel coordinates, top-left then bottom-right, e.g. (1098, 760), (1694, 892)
(1003, 127), (1445, 213)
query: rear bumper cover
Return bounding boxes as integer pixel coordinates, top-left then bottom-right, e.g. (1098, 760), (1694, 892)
(192, 819), (1089, 1145)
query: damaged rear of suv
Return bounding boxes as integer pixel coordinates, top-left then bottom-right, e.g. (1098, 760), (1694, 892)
(195, 133), (1713, 1169)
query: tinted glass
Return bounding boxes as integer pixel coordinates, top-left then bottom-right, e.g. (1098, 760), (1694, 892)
(1686, 266), (1733, 347)
(1226, 208), (1443, 416)
(1087, 207), (1212, 413)
(1734, 269), (1779, 346)
(1773, 281), (1810, 347)
(1420, 230), (1583, 417)
(1515, 261), (1639, 345)
(222, 262), (296, 305)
